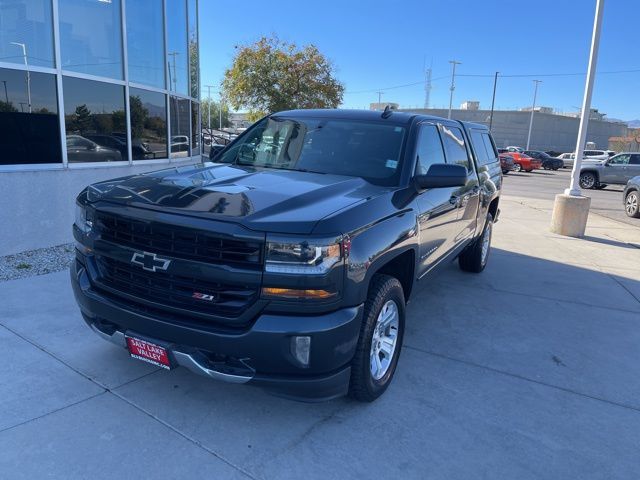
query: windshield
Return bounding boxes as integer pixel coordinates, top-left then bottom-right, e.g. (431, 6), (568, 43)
(214, 117), (407, 186)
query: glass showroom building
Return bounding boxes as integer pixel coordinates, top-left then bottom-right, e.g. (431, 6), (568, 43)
(0, 0), (201, 255)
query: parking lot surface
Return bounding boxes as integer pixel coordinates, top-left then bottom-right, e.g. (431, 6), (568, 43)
(1, 190), (639, 479)
(502, 168), (635, 226)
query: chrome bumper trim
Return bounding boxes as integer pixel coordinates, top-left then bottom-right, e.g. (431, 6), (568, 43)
(89, 325), (253, 384)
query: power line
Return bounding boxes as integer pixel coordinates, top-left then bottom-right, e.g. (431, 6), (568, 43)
(344, 68), (640, 95)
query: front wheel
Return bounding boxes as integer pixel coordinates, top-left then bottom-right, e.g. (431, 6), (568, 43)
(513, 163), (522, 172)
(459, 213), (493, 273)
(349, 274), (405, 402)
(625, 191), (640, 218)
(579, 172), (597, 189)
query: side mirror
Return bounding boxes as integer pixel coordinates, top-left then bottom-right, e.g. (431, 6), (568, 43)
(414, 163), (467, 190)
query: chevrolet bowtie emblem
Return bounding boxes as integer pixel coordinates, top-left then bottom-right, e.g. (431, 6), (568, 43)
(130, 251), (171, 272)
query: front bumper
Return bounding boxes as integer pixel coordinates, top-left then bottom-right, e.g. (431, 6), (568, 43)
(71, 260), (363, 401)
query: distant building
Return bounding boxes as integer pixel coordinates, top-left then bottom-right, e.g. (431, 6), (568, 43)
(460, 101), (480, 111)
(520, 106), (554, 114)
(562, 108), (606, 121)
(398, 107), (629, 153)
(369, 102), (399, 111)
(609, 129), (640, 153)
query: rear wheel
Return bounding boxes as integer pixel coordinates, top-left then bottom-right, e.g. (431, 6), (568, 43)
(502, 169), (509, 175)
(459, 214), (493, 273)
(579, 172), (597, 189)
(349, 275), (405, 402)
(625, 191), (640, 218)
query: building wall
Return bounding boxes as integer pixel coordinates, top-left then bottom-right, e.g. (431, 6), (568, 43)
(0, 0), (201, 256)
(401, 108), (629, 152)
(0, 161), (197, 256)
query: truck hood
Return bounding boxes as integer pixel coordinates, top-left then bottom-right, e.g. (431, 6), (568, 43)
(87, 163), (387, 234)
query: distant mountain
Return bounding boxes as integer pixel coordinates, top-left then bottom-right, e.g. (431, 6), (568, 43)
(627, 119), (640, 128)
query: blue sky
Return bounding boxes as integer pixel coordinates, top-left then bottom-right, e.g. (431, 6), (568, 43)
(199, 0), (639, 121)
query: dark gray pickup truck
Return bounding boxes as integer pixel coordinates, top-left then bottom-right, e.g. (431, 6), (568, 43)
(71, 109), (501, 402)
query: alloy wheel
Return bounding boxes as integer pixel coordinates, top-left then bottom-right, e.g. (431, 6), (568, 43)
(626, 192), (639, 217)
(370, 300), (399, 381)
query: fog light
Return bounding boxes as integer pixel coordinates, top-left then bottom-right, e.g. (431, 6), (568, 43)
(291, 336), (311, 367)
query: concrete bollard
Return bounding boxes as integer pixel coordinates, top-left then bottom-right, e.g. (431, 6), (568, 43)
(550, 194), (591, 238)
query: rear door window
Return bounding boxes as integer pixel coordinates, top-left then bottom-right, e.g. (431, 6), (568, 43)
(629, 154), (640, 165)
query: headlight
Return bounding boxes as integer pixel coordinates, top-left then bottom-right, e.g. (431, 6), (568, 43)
(74, 203), (93, 233)
(265, 236), (343, 274)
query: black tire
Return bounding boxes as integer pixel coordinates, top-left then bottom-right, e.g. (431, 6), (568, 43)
(502, 169), (509, 175)
(459, 213), (493, 273)
(625, 191), (640, 218)
(513, 163), (522, 172)
(579, 171), (597, 189)
(349, 274), (405, 402)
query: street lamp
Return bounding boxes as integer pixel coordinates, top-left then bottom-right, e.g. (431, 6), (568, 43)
(526, 80), (542, 150)
(11, 42), (31, 113)
(447, 60), (461, 119)
(550, 0), (605, 237)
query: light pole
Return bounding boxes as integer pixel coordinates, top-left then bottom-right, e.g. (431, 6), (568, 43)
(2, 80), (8, 103)
(219, 92), (223, 130)
(526, 80), (542, 150)
(489, 72), (499, 131)
(204, 84), (215, 132)
(168, 51), (179, 92)
(11, 42), (31, 113)
(447, 60), (461, 119)
(551, 0), (605, 237)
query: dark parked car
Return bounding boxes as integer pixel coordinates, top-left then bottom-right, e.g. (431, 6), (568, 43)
(524, 150), (563, 170)
(66, 135), (122, 162)
(623, 176), (640, 218)
(71, 109), (501, 402)
(499, 153), (515, 174)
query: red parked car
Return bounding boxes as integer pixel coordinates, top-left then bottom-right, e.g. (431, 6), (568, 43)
(508, 152), (542, 172)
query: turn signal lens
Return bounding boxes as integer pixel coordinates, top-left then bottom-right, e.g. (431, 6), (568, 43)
(261, 287), (336, 300)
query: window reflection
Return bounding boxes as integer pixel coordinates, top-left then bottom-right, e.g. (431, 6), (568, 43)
(188, 0), (199, 98)
(0, 68), (61, 165)
(166, 0), (188, 95)
(170, 96), (190, 157)
(0, 0), (55, 68)
(191, 101), (200, 155)
(58, 0), (123, 79)
(63, 76), (127, 163)
(126, 0), (165, 89)
(130, 88), (167, 160)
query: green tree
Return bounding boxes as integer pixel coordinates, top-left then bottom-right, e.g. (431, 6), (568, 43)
(0, 101), (18, 113)
(222, 36), (344, 119)
(129, 95), (149, 138)
(200, 98), (231, 129)
(70, 104), (92, 134)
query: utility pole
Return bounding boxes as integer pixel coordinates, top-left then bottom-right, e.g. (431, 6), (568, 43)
(376, 91), (384, 106)
(2, 80), (8, 103)
(489, 72), (499, 131)
(447, 60), (461, 119)
(424, 59), (432, 109)
(526, 80), (542, 150)
(551, 0), (605, 238)
(11, 42), (31, 113)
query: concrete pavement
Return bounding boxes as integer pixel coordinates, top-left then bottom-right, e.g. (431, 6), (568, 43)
(1, 192), (639, 479)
